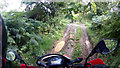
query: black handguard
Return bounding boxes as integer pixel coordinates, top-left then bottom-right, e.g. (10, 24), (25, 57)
(92, 64), (108, 68)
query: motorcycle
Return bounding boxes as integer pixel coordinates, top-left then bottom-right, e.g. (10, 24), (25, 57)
(6, 38), (119, 68)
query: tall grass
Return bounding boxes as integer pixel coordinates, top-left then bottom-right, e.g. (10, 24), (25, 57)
(72, 43), (82, 59)
(72, 26), (82, 59)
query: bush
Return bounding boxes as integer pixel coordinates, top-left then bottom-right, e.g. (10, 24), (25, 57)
(87, 11), (120, 67)
(3, 11), (68, 66)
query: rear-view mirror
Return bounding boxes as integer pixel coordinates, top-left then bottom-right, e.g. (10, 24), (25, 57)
(6, 51), (16, 61)
(98, 39), (118, 54)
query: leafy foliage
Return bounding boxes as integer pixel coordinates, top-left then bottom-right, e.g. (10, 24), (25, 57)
(3, 1), (120, 67)
(24, 2), (65, 21)
(3, 5), (69, 65)
(81, 2), (120, 66)
(62, 2), (84, 22)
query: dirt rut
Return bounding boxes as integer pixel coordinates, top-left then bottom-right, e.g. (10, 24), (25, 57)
(49, 23), (79, 58)
(49, 22), (94, 60)
(79, 22), (93, 61)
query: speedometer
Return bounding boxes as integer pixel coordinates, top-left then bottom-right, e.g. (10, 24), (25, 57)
(50, 56), (63, 65)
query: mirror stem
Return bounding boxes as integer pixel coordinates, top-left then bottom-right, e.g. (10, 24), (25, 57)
(84, 57), (89, 68)
(84, 53), (92, 68)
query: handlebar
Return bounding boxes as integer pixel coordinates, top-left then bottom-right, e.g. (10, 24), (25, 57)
(92, 64), (108, 68)
(20, 63), (108, 68)
(73, 64), (108, 68)
(72, 58), (83, 63)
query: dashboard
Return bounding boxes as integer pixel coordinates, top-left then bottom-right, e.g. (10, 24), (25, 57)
(37, 54), (71, 67)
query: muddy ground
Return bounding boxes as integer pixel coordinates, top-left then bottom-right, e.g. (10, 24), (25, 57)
(49, 22), (96, 61)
